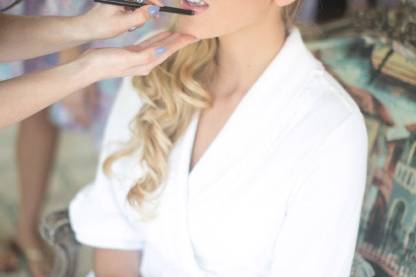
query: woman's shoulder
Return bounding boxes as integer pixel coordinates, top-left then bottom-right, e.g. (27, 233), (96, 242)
(281, 28), (364, 131)
(282, 63), (368, 160)
(299, 63), (365, 132)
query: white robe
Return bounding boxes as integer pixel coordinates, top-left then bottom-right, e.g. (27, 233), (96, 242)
(69, 28), (368, 277)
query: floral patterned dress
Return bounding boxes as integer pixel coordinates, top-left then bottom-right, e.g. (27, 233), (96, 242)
(1, 0), (167, 147)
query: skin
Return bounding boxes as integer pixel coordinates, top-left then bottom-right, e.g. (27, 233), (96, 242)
(0, 3), (196, 275)
(93, 0), (296, 276)
(14, 47), (98, 277)
(0, 2), (163, 61)
(15, 109), (58, 277)
(0, 3), (198, 128)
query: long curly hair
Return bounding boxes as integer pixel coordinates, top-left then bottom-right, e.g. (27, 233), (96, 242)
(103, 1), (302, 217)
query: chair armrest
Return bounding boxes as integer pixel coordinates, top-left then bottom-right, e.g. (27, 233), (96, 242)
(40, 209), (80, 277)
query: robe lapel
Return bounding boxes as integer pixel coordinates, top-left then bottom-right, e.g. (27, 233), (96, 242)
(158, 29), (321, 275)
(187, 29), (321, 199)
(158, 112), (206, 276)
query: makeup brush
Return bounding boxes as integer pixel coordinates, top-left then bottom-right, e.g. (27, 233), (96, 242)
(94, 0), (195, 16)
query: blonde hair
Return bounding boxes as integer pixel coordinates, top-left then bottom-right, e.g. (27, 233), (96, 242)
(103, 2), (301, 217)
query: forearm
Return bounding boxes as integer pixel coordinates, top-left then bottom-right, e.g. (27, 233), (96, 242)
(0, 57), (95, 128)
(0, 13), (89, 62)
(0, 26), (198, 128)
(0, 2), (165, 62)
(59, 46), (85, 64)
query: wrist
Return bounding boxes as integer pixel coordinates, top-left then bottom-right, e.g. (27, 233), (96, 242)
(62, 54), (100, 89)
(68, 15), (96, 44)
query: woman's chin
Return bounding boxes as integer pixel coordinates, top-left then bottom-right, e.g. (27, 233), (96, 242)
(175, 22), (194, 36)
(175, 18), (207, 39)
(176, 28), (211, 40)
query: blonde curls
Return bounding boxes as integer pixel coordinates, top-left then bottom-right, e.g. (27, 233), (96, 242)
(103, 2), (300, 217)
(103, 37), (219, 216)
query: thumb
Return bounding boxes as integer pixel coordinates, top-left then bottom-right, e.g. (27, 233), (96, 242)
(122, 5), (161, 29)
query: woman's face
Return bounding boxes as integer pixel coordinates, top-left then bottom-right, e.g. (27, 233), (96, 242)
(175, 0), (284, 39)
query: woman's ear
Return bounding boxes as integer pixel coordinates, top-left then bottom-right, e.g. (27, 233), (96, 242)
(274, 0), (297, 8)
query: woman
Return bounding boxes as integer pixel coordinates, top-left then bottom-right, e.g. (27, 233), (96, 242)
(0, 1), (195, 128)
(70, 0), (369, 276)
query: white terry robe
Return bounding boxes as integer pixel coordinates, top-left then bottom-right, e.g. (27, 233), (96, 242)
(69, 28), (368, 277)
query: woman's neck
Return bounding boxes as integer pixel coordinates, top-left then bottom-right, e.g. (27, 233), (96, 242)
(211, 8), (287, 99)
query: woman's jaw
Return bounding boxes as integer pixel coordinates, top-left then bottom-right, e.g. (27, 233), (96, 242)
(175, 0), (282, 40)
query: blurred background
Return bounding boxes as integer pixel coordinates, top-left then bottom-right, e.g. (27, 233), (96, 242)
(0, 0), (415, 277)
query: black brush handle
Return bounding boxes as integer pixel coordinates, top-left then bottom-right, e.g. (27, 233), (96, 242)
(94, 0), (195, 16)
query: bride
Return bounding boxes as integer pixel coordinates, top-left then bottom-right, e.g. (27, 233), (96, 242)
(70, 0), (368, 276)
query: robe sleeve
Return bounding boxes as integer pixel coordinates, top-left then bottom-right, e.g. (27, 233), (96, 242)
(69, 76), (145, 250)
(266, 112), (368, 277)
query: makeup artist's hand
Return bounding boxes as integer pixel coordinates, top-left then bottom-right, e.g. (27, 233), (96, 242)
(77, 2), (164, 41)
(80, 32), (199, 79)
(0, 2), (202, 128)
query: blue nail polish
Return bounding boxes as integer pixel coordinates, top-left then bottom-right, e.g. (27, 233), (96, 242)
(148, 5), (160, 16)
(155, 47), (166, 56)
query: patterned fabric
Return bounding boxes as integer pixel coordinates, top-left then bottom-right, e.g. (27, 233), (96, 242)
(297, 0), (400, 23)
(22, 0), (58, 73)
(1, 0), (168, 147)
(307, 10), (416, 273)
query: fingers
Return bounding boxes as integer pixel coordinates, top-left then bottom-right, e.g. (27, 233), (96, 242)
(83, 31), (199, 80)
(125, 33), (199, 76)
(125, 32), (175, 52)
(128, 33), (196, 66)
(123, 4), (161, 30)
(82, 2), (165, 40)
(147, 0), (164, 7)
(124, 0), (164, 11)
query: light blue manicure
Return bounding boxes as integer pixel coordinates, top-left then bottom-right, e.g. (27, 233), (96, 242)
(155, 47), (166, 56)
(148, 5), (160, 16)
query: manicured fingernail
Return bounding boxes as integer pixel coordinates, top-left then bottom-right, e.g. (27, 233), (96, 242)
(155, 47), (166, 56)
(148, 5), (160, 17)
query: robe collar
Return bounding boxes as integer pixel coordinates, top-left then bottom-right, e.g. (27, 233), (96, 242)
(178, 28), (322, 195)
(160, 28), (323, 275)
